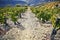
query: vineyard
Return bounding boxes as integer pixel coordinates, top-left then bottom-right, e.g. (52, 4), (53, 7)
(0, 5), (27, 31)
(0, 1), (60, 40)
(31, 2), (60, 40)
(31, 2), (60, 30)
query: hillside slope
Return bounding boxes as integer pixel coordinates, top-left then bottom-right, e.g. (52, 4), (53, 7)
(1, 7), (53, 40)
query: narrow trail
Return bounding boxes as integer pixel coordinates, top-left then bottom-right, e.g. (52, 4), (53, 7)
(18, 7), (53, 40)
(2, 7), (53, 40)
(18, 7), (41, 29)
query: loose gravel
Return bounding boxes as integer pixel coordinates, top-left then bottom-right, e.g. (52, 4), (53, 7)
(1, 7), (53, 40)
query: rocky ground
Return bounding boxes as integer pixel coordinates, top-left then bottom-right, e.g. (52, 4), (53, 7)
(0, 7), (54, 40)
(54, 30), (60, 40)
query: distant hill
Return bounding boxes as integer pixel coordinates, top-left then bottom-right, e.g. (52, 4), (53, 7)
(36, 1), (60, 9)
(0, 0), (60, 7)
(29, 0), (60, 6)
(0, 1), (27, 7)
(42, 2), (60, 8)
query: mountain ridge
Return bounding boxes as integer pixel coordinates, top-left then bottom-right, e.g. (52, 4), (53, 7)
(0, 0), (60, 7)
(0, 1), (27, 7)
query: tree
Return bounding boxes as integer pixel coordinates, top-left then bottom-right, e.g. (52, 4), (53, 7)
(15, 4), (21, 7)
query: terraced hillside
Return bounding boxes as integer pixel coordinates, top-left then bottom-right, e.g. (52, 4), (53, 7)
(43, 2), (60, 9)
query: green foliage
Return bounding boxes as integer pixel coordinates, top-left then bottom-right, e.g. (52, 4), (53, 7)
(50, 14), (57, 27)
(15, 4), (21, 7)
(31, 2), (60, 29)
(0, 6), (27, 25)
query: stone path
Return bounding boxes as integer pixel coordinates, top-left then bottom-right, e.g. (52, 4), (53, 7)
(1, 7), (53, 40)
(18, 7), (40, 29)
